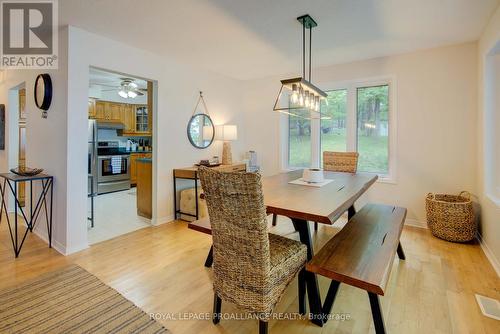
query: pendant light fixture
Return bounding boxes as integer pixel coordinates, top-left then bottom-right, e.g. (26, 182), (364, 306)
(273, 14), (329, 119)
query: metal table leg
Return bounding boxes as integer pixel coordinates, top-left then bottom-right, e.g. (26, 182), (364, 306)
(368, 292), (386, 334)
(291, 218), (324, 327)
(0, 177), (53, 257)
(173, 174), (177, 220)
(204, 245), (213, 268)
(348, 204), (356, 220)
(194, 174), (199, 220)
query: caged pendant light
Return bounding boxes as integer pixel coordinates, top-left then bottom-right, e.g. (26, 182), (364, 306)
(273, 14), (330, 120)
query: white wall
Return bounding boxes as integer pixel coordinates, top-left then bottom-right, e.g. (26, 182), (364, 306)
(0, 28), (69, 253)
(65, 26), (248, 253)
(478, 5), (500, 274)
(242, 42), (478, 225)
(0, 26), (249, 254)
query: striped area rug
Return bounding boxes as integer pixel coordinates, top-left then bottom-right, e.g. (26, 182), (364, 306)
(0, 265), (169, 334)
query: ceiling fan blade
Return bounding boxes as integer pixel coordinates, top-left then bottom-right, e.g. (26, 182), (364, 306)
(92, 83), (120, 88)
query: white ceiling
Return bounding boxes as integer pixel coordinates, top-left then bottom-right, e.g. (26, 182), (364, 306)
(89, 68), (148, 89)
(88, 68), (148, 102)
(61, 0), (499, 80)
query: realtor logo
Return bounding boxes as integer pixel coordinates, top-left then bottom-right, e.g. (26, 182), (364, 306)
(1, 0), (58, 69)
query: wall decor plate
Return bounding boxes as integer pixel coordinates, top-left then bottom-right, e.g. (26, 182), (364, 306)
(10, 167), (44, 176)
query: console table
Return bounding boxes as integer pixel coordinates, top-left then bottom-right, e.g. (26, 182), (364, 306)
(173, 163), (246, 220)
(0, 173), (54, 257)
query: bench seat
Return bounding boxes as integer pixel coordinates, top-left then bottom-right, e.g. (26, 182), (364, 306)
(306, 203), (407, 333)
(188, 217), (212, 235)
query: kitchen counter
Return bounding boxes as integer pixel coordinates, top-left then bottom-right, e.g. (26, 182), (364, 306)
(129, 150), (153, 154)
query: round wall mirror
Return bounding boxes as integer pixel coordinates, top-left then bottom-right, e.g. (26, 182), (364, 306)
(187, 114), (215, 149)
(34, 73), (52, 111)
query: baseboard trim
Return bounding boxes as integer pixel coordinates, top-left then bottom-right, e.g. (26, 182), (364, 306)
(32, 228), (67, 255)
(404, 218), (427, 229)
(153, 215), (175, 226)
(478, 233), (500, 278)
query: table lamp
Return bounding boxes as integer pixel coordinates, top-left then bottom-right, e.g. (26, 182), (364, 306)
(202, 125), (214, 141)
(216, 125), (238, 165)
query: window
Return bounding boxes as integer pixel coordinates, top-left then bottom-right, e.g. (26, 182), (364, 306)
(288, 109), (311, 168)
(286, 80), (394, 180)
(320, 89), (347, 165)
(356, 85), (389, 174)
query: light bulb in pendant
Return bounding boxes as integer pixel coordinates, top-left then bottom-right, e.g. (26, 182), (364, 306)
(118, 89), (128, 98)
(304, 91), (310, 108)
(298, 87), (304, 106)
(290, 84), (298, 104)
(309, 94), (316, 111)
(314, 96), (320, 111)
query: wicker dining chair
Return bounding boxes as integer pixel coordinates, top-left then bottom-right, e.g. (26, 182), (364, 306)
(198, 167), (307, 334)
(323, 151), (359, 173)
(310, 151), (360, 230)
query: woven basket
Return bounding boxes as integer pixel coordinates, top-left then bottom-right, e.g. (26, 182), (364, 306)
(425, 191), (475, 242)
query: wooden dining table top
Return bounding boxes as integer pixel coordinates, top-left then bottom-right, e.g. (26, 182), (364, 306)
(261, 170), (378, 225)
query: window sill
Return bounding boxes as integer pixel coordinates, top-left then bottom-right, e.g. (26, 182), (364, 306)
(376, 176), (396, 184)
(486, 193), (500, 208)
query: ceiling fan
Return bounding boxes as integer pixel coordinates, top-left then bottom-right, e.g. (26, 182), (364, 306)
(97, 78), (147, 99)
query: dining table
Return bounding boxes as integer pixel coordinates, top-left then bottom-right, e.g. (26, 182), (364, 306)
(261, 170), (377, 325)
(190, 169), (378, 326)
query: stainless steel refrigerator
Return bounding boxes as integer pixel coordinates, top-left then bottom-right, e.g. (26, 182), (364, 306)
(88, 120), (98, 196)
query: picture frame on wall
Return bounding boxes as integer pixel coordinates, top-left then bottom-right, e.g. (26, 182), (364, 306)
(0, 104), (5, 150)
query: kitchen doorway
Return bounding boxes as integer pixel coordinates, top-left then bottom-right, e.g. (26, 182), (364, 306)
(87, 67), (154, 245)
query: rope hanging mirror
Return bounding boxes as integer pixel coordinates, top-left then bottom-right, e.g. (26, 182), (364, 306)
(187, 91), (215, 149)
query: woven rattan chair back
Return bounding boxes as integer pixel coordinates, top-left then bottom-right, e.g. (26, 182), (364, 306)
(198, 167), (271, 312)
(323, 151), (359, 173)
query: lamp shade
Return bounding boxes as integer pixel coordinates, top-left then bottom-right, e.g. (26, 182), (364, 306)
(216, 125), (238, 141)
(202, 125), (214, 140)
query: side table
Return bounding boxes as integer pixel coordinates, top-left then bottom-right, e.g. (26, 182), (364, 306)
(0, 173), (54, 257)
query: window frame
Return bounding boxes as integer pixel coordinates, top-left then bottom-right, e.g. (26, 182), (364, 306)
(283, 76), (397, 184)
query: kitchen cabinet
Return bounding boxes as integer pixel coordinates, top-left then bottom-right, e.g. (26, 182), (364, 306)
(88, 100), (151, 136)
(93, 101), (122, 121)
(88, 98), (96, 118)
(135, 106), (149, 133)
(130, 152), (152, 186)
(109, 103), (122, 121)
(120, 104), (151, 136)
(95, 101), (105, 119)
(122, 104), (136, 132)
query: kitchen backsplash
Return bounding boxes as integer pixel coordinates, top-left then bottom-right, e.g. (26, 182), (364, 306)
(98, 129), (152, 150)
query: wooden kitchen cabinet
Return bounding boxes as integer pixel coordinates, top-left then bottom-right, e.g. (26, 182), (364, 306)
(95, 101), (105, 119)
(109, 103), (122, 121)
(88, 98), (96, 118)
(89, 101), (151, 136)
(130, 152), (152, 186)
(122, 104), (135, 132)
(93, 101), (122, 121)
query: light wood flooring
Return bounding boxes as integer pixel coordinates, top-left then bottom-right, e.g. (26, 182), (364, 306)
(88, 188), (150, 245)
(0, 217), (498, 334)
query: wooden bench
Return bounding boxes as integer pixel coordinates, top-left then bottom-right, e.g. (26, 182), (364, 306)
(187, 217), (214, 267)
(306, 203), (407, 334)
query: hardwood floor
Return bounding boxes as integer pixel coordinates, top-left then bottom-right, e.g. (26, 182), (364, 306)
(0, 217), (498, 334)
